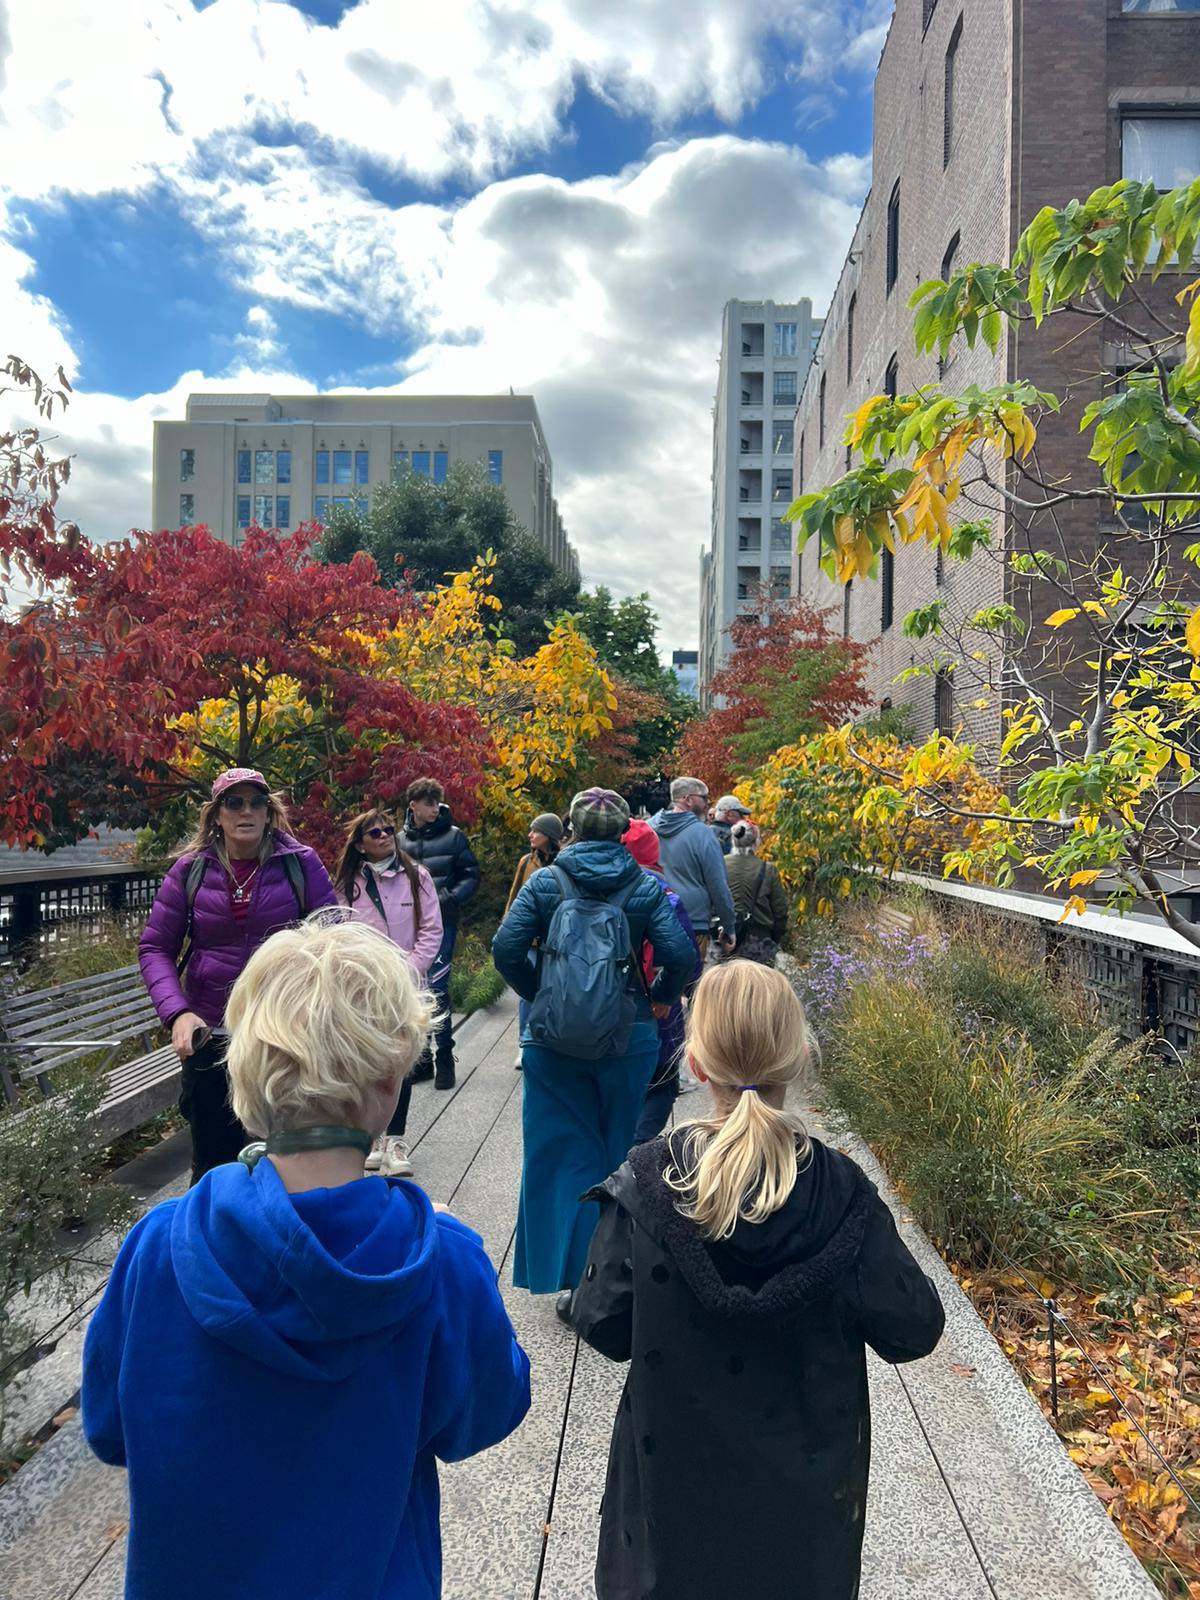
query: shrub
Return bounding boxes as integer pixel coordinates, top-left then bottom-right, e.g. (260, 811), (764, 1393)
(821, 975), (1157, 1283)
(0, 1083), (136, 1456)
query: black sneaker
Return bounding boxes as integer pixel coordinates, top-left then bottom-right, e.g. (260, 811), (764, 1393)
(555, 1290), (574, 1327)
(434, 1059), (456, 1091)
(409, 1057), (434, 1084)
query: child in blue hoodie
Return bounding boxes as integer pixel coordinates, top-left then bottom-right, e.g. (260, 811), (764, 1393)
(82, 919), (531, 1600)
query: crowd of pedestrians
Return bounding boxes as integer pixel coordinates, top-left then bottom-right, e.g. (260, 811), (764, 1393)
(83, 760), (944, 1600)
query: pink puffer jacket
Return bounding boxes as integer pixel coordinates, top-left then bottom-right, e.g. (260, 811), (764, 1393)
(338, 861), (443, 976)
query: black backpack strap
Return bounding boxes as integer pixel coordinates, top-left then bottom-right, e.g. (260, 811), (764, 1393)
(748, 861), (768, 915)
(361, 868), (387, 927)
(282, 851), (307, 916)
(176, 855), (209, 976)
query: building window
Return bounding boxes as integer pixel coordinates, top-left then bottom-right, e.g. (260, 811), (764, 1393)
(944, 16), (963, 167)
(315, 495), (329, 522)
(773, 419), (794, 455)
(770, 517), (791, 550)
(180, 493), (195, 525)
(881, 548), (895, 630)
(846, 293), (856, 383)
(773, 370), (797, 406)
(1122, 1), (1200, 11)
(923, 0), (939, 27)
(884, 353), (899, 402)
(818, 372), (827, 447)
(276, 449), (291, 484)
(354, 450), (369, 485)
(276, 495), (290, 529)
(316, 450), (330, 485)
(935, 667), (955, 735)
(333, 450), (352, 485)
(936, 547), (946, 586)
(180, 448), (195, 482)
(394, 451), (409, 475)
(254, 494), (272, 525)
(433, 450), (448, 485)
(772, 470), (793, 503)
(411, 450), (431, 478)
(236, 495), (251, 529)
(255, 450), (273, 485)
(843, 581), (852, 639)
(1122, 116), (1200, 189)
(487, 449), (503, 485)
(886, 180), (900, 293)
(939, 234), (961, 377)
(773, 322), (798, 357)
(237, 449), (252, 484)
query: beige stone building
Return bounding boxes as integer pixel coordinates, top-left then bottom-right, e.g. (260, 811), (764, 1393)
(151, 391), (579, 579)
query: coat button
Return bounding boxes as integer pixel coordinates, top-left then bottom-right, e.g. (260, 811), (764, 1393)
(585, 1263), (596, 1281)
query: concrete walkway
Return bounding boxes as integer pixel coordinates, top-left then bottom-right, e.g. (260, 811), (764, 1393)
(0, 994), (1157, 1599)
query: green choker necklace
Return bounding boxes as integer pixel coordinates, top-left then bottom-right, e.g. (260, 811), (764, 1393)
(238, 1126), (373, 1170)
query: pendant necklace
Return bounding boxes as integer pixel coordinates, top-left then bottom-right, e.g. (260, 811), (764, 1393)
(230, 860), (261, 904)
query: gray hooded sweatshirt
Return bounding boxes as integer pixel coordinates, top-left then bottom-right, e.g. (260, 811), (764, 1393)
(648, 808), (736, 936)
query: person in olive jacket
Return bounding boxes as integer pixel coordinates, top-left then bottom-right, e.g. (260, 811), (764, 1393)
(567, 960), (944, 1600)
(722, 820), (789, 966)
(400, 777), (481, 1090)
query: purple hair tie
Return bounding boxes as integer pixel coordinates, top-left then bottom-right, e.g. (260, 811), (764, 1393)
(738, 1084), (760, 1093)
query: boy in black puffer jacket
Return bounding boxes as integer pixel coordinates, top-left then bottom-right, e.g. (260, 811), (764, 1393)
(401, 777), (481, 1089)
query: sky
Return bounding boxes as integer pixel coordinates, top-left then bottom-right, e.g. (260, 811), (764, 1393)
(0, 0), (886, 650)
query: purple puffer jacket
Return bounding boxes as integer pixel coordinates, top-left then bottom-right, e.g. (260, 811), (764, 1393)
(139, 834), (337, 1030)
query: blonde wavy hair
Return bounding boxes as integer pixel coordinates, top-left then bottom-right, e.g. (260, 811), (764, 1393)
(177, 788), (291, 868)
(225, 918), (435, 1136)
(665, 961), (813, 1241)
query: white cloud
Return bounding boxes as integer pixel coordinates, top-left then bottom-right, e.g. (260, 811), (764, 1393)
(0, 0), (885, 197)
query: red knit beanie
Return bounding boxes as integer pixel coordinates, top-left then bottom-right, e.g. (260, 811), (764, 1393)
(623, 818), (660, 868)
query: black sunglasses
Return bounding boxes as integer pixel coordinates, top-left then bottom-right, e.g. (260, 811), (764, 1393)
(364, 825), (395, 840)
(221, 793), (269, 812)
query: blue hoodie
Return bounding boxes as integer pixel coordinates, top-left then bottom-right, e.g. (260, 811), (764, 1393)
(648, 808), (736, 936)
(82, 1160), (530, 1600)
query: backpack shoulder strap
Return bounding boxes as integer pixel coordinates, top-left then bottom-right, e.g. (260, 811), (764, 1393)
(176, 855), (209, 976)
(281, 851), (307, 916)
(749, 861), (768, 911)
(361, 868), (387, 926)
(550, 865), (579, 902)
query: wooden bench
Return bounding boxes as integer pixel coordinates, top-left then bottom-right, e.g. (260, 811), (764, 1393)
(877, 902), (916, 939)
(0, 965), (180, 1150)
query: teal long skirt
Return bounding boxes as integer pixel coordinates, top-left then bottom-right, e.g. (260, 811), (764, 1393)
(513, 1023), (658, 1295)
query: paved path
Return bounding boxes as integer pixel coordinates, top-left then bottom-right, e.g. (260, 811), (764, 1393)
(0, 994), (1156, 1599)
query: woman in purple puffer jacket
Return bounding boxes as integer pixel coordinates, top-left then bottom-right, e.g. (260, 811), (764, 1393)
(139, 768), (337, 1184)
(333, 806), (442, 1179)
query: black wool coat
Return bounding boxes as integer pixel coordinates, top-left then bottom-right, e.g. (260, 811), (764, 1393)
(569, 1133), (945, 1600)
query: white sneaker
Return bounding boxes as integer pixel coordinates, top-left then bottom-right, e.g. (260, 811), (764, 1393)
(364, 1136), (385, 1172)
(379, 1137), (414, 1178)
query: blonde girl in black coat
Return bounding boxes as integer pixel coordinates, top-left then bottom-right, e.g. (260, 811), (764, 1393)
(568, 960), (945, 1600)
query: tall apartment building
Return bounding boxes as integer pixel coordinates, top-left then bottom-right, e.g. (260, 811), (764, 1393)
(794, 0), (1200, 753)
(151, 392), (579, 580)
(698, 300), (822, 699)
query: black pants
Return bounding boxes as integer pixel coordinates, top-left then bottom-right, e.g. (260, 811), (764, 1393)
(180, 1037), (248, 1185)
(388, 1076), (413, 1137)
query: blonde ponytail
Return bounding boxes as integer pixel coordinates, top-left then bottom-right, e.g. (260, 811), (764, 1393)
(665, 961), (812, 1241)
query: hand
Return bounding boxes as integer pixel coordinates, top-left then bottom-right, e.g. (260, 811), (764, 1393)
(720, 934), (737, 953)
(172, 1012), (208, 1059)
(430, 1201), (454, 1216)
(651, 1002), (671, 1020)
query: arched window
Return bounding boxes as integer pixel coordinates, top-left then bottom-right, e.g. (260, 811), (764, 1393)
(886, 181), (901, 293)
(944, 16), (963, 166)
(846, 292), (857, 384)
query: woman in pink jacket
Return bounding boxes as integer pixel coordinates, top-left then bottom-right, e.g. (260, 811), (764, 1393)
(334, 807), (443, 1177)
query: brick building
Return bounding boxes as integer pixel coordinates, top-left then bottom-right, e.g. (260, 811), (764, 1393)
(794, 0), (1200, 756)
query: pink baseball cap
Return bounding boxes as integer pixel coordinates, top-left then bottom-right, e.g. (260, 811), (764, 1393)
(212, 767), (269, 802)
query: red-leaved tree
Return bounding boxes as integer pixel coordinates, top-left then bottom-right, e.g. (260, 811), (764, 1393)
(679, 591), (871, 796)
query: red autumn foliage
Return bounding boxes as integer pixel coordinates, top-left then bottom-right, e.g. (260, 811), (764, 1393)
(678, 592), (871, 796)
(0, 518), (491, 849)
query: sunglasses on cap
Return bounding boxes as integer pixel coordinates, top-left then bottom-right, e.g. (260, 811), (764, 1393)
(364, 825), (395, 840)
(221, 793), (269, 811)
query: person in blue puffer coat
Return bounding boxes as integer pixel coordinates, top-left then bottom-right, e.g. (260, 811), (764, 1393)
(492, 788), (695, 1312)
(139, 768), (336, 1184)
